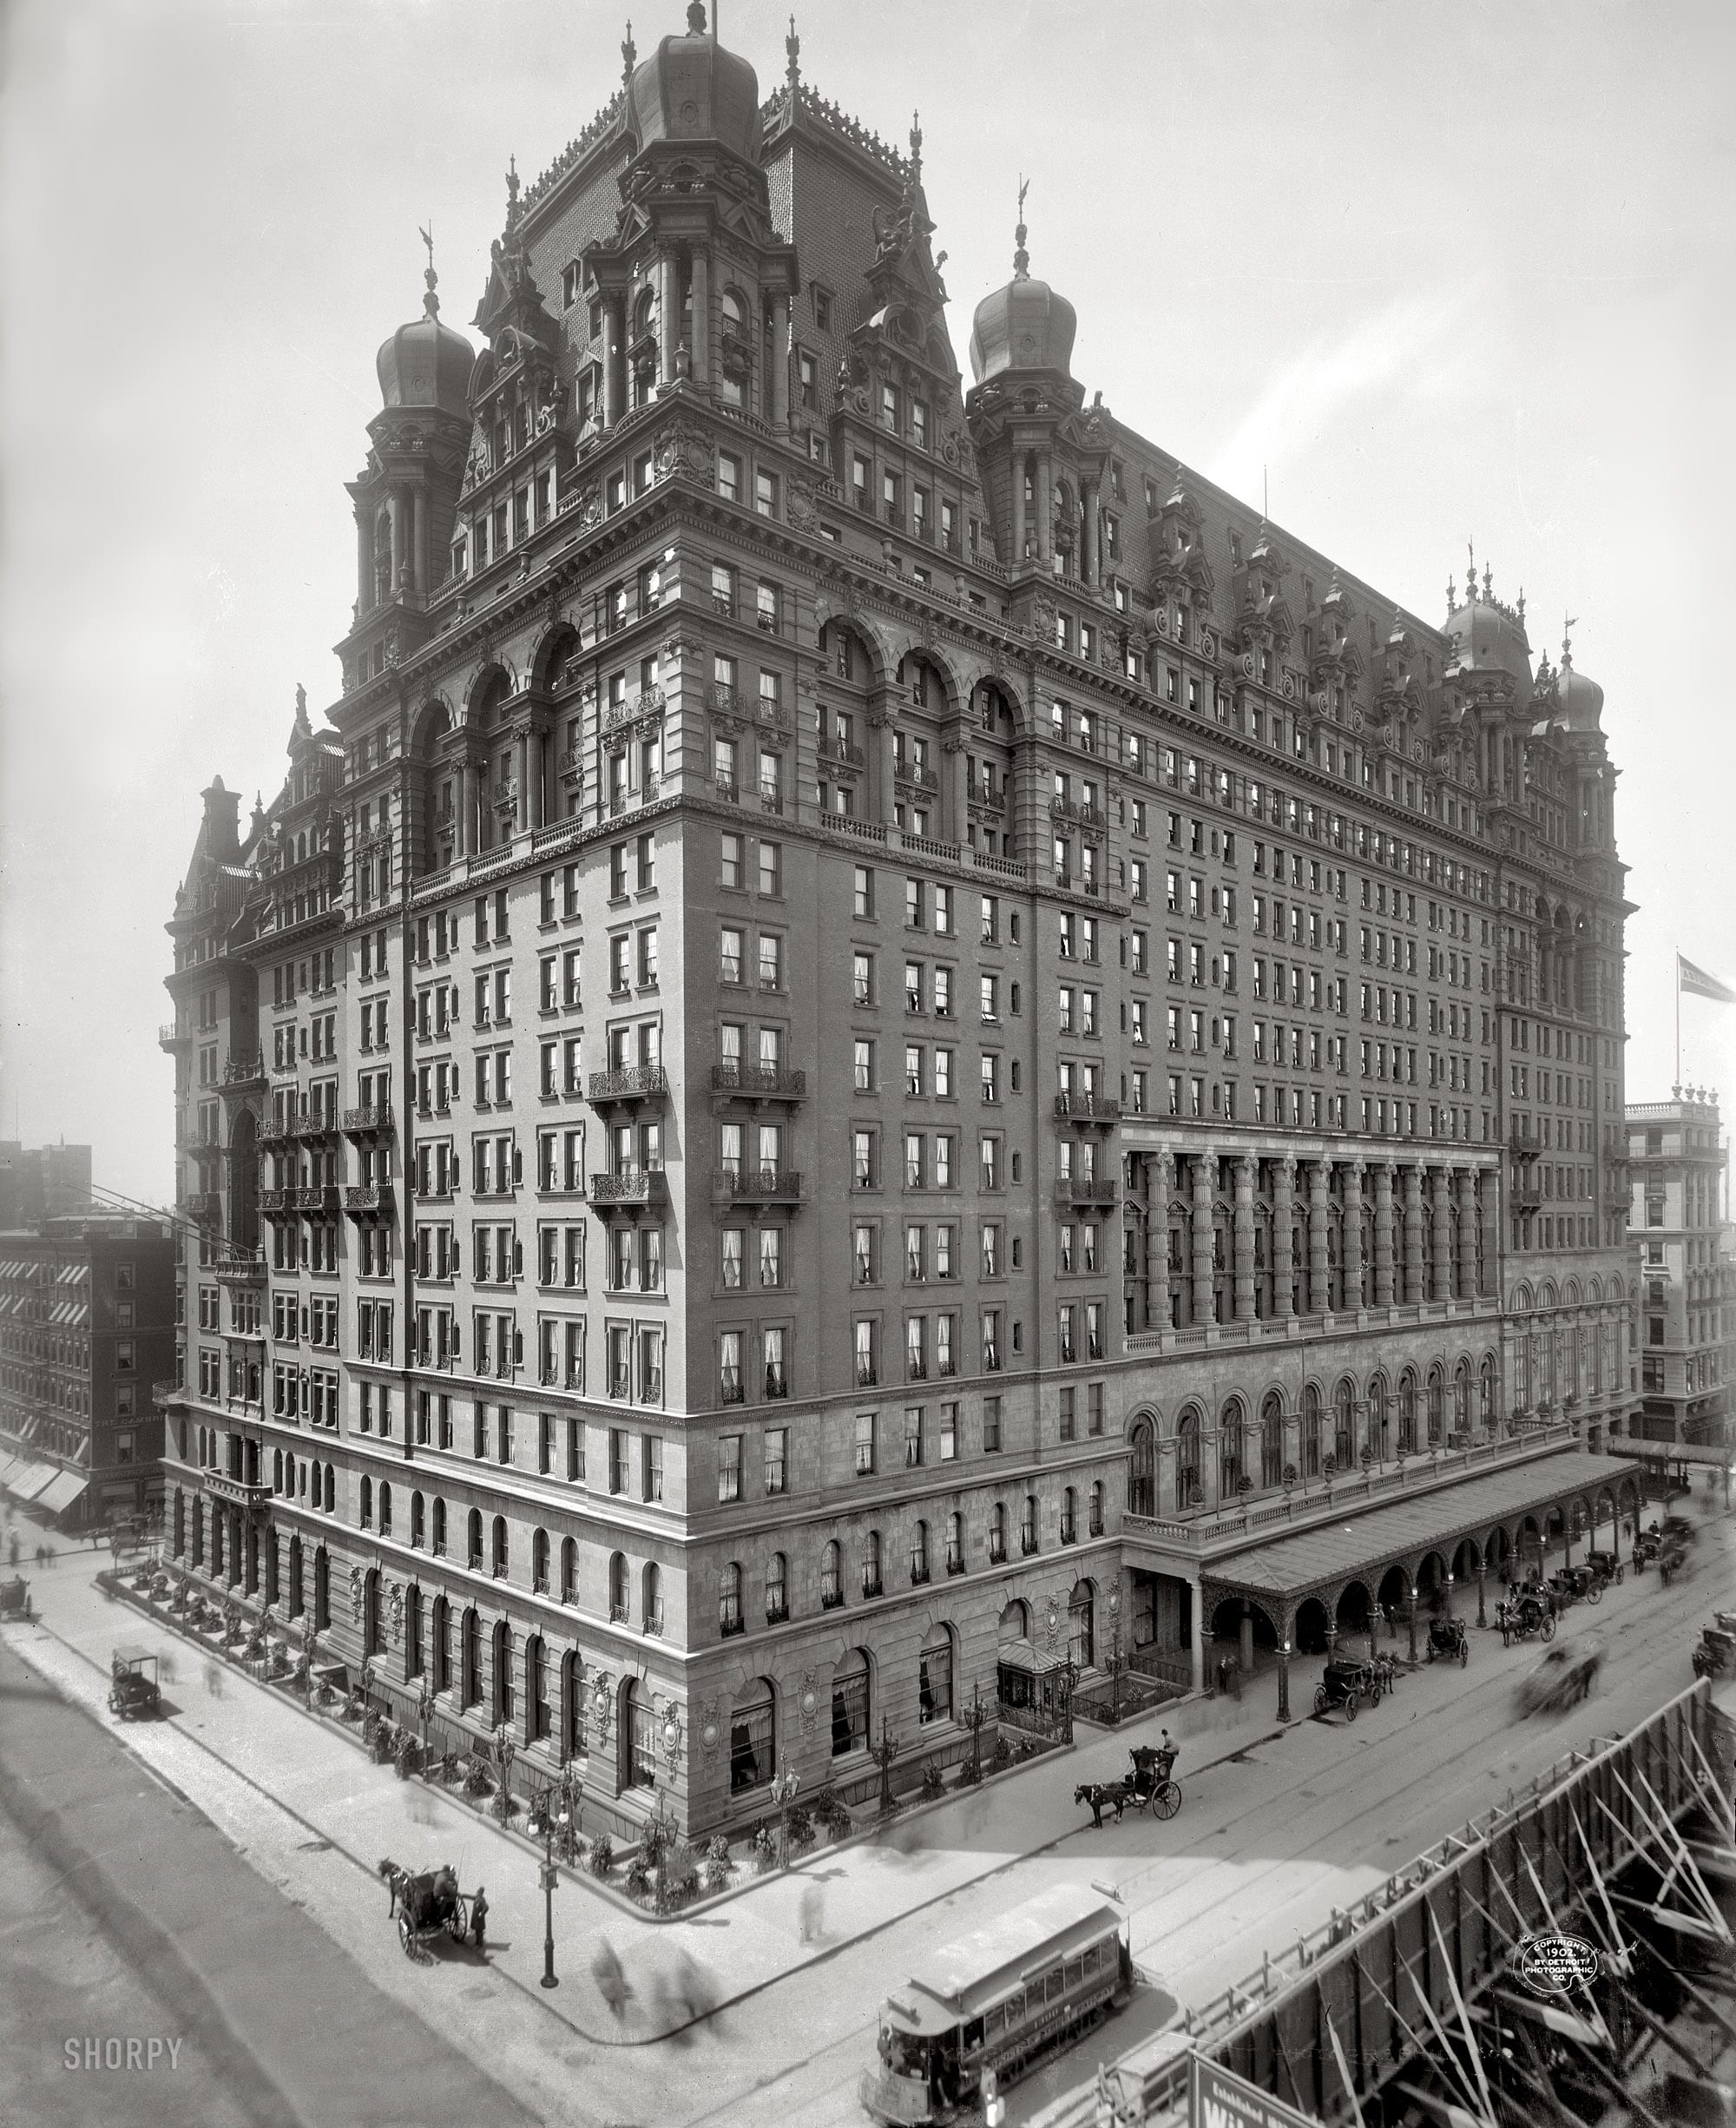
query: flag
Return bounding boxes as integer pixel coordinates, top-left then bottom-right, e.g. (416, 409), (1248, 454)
(1679, 953), (1736, 1005)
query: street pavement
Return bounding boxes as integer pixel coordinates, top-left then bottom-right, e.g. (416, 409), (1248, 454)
(2, 1495), (1730, 2128)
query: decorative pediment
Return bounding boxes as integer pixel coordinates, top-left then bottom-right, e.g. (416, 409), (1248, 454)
(1232, 575), (1297, 655)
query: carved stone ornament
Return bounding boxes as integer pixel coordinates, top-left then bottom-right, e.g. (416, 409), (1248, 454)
(1046, 1597), (1062, 1647)
(843, 578), (867, 622)
(653, 417), (716, 489)
(590, 1670), (613, 1743)
(699, 1700), (721, 1762)
(942, 728), (966, 755)
(786, 475), (818, 531)
(1032, 593), (1058, 640)
(799, 1671), (820, 1736)
(659, 1697), (683, 1769)
(388, 1580), (404, 1646)
(349, 1564), (364, 1624)
(812, 592), (834, 630)
(916, 608), (939, 655)
(575, 481), (602, 529)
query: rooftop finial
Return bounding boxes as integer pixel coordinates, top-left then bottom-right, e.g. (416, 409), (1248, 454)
(1562, 614), (1577, 666)
(684, 2), (705, 35)
(1445, 573), (1457, 616)
(1014, 174), (1030, 280)
(786, 14), (799, 91)
(910, 110), (922, 183)
(1516, 587), (1525, 625)
(504, 155), (521, 234)
(624, 19), (638, 84)
(418, 221), (439, 318)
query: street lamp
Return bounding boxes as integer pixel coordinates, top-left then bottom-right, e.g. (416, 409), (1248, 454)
(1405, 1580), (1418, 1666)
(1107, 1588), (1125, 1723)
(769, 1768), (800, 1868)
(960, 1681), (989, 1784)
(539, 1821), (560, 1989)
(1277, 1635), (1292, 1723)
(872, 1717), (899, 1817)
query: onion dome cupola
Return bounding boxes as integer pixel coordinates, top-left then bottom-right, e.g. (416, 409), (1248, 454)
(1555, 621), (1604, 734)
(628, 3), (761, 161)
(968, 185), (1076, 385)
(376, 245), (475, 419)
(1442, 553), (1532, 712)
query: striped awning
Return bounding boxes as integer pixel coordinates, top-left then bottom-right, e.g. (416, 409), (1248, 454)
(36, 1469), (88, 1519)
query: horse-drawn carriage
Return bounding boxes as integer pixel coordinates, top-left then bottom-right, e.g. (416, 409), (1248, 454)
(1691, 1613), (1736, 1682)
(1584, 1548), (1622, 1589)
(1073, 1742), (1181, 1828)
(0, 1575), (31, 1622)
(1515, 1639), (1603, 1718)
(107, 1647), (161, 1721)
(1495, 1585), (1556, 1646)
(378, 1858), (475, 1956)
(1424, 1614), (1469, 1667)
(1314, 1657), (1386, 1722)
(1659, 1538), (1693, 1588)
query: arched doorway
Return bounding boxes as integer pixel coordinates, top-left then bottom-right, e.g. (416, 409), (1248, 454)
(729, 1678), (775, 1795)
(1416, 1551), (1449, 1612)
(461, 1606), (480, 1707)
(312, 1546), (329, 1631)
(621, 1677), (656, 1789)
(1068, 1580), (1095, 1670)
(1294, 1596), (1331, 1656)
(832, 1650), (870, 1758)
(288, 1535), (303, 1617)
(431, 1595), (450, 1693)
(1377, 1563), (1410, 1630)
(1335, 1581), (1371, 1639)
(1176, 1408), (1202, 1509)
(363, 1568), (382, 1658)
(1259, 1393), (1284, 1488)
(559, 1650), (584, 1761)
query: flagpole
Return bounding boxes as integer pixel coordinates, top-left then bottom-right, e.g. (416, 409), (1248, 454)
(1675, 952), (1681, 1087)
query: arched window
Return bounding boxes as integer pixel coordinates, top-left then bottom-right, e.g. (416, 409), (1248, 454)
(918, 1625), (953, 1724)
(989, 1502), (1007, 1562)
(405, 1584), (422, 1677)
(378, 1482), (391, 1538)
(863, 1530), (882, 1597)
(1426, 1367), (1444, 1446)
(1177, 1407), (1202, 1506)
(608, 1552), (628, 1623)
(819, 1539), (842, 1606)
(766, 1552), (787, 1621)
(1069, 1579), (1096, 1669)
(364, 1569), (383, 1657)
(642, 1562), (663, 1636)
(1219, 1398), (1244, 1495)
(1369, 1372), (1391, 1458)
(359, 1474), (373, 1530)
(946, 1510), (964, 1570)
(561, 1534), (577, 1604)
(432, 1497), (447, 1556)
(492, 1619), (513, 1728)
(467, 1507), (483, 1570)
(313, 1545), (330, 1628)
(561, 1650), (584, 1760)
(1021, 1492), (1038, 1552)
(730, 1678), (775, 1794)
(832, 1650), (870, 1757)
(1061, 1486), (1076, 1543)
(411, 1490), (425, 1549)
(1397, 1371), (1417, 1453)
(1302, 1385), (1323, 1479)
(431, 1595), (450, 1692)
(1128, 1417), (1156, 1518)
(532, 1528), (549, 1592)
(720, 1561), (742, 1635)
(1260, 1392), (1284, 1487)
(910, 1520), (930, 1584)
(622, 1679), (657, 1789)
(1453, 1360), (1471, 1438)
(460, 1607), (480, 1706)
(272, 1449), (283, 1494)
(491, 1515), (508, 1578)
(1480, 1354), (1497, 1429)
(527, 1634), (549, 1743)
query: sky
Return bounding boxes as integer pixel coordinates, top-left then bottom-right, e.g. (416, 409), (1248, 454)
(3, 0), (1733, 1208)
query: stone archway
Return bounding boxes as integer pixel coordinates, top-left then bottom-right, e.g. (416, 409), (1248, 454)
(1294, 1596), (1331, 1657)
(1335, 1580), (1371, 1638)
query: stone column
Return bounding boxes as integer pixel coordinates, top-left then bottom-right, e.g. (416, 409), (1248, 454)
(945, 730), (969, 845)
(1308, 1159), (1331, 1316)
(1191, 1156), (1214, 1325)
(602, 292), (626, 428)
(768, 292), (790, 429)
(1011, 451), (1028, 564)
(1372, 1162), (1396, 1306)
(1233, 1156), (1256, 1321)
(1272, 1156), (1295, 1317)
(690, 249), (711, 392)
(513, 728), (529, 836)
(866, 700), (897, 825)
(412, 485), (427, 593)
(389, 490), (405, 590)
(1036, 449), (1054, 563)
(1082, 477), (1100, 585)
(657, 253), (680, 386)
(1456, 1167), (1479, 1299)
(357, 515), (371, 613)
(1478, 1173), (1499, 1296)
(1343, 1159), (1365, 1312)
(1430, 1168), (1454, 1302)
(1187, 1573), (1204, 1693)
(1402, 1166), (1425, 1302)
(455, 757), (475, 859)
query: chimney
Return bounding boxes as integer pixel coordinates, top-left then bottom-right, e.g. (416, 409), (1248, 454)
(201, 774), (241, 862)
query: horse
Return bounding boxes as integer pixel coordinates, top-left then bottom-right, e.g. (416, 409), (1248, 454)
(1075, 1781), (1129, 1829)
(378, 1856), (460, 1934)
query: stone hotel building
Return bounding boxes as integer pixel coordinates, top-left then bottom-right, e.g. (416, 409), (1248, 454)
(157, 5), (1635, 1835)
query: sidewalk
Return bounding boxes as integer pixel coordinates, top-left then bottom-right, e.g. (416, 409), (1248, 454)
(6, 1551), (1282, 2045)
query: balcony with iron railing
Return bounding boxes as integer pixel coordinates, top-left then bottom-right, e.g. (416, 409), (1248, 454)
(1055, 1092), (1121, 1123)
(589, 1169), (667, 1209)
(214, 1251), (266, 1285)
(288, 1185), (341, 1213)
(1054, 1176), (1119, 1207)
(341, 1104), (395, 1140)
(712, 1167), (805, 1208)
(587, 1064), (669, 1110)
(823, 738), (866, 772)
(711, 1061), (806, 1103)
(602, 685), (665, 735)
(1050, 794), (1105, 828)
(894, 760), (939, 794)
(343, 1184), (395, 1218)
(222, 1055), (266, 1087)
(159, 1023), (191, 1051)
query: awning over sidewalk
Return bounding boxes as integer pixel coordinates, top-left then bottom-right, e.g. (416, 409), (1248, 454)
(10, 1461), (59, 1503)
(1200, 1449), (1625, 1607)
(36, 1470), (88, 1519)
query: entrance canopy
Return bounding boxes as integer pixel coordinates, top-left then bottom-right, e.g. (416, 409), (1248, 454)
(36, 1470), (88, 1519)
(1199, 1449), (1621, 1609)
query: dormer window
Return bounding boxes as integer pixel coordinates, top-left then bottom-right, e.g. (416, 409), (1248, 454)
(1230, 532), (1243, 567)
(561, 262), (582, 309)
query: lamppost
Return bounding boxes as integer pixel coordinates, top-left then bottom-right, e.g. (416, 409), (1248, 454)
(491, 1723), (516, 1821)
(1405, 1579), (1419, 1666)
(872, 1717), (899, 1817)
(1476, 1550), (1487, 1629)
(538, 1822), (560, 1989)
(960, 1681), (989, 1784)
(555, 1760), (583, 1865)
(770, 1767), (800, 1868)
(1277, 1630), (1292, 1723)
(1107, 1588), (1125, 1723)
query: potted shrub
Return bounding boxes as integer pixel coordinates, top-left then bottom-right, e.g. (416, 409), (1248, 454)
(657, 1842), (700, 1913)
(624, 1854), (653, 1901)
(918, 1762), (944, 1802)
(587, 1832), (614, 1880)
(750, 1823), (778, 1874)
(786, 1802), (816, 1855)
(701, 1835), (734, 1892)
(812, 1788), (852, 1841)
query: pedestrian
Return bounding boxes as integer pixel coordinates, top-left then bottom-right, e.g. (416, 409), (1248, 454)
(35, 1546), (44, 1570)
(203, 1657), (224, 1699)
(46, 1545), (55, 1568)
(799, 1883), (825, 1945)
(470, 1886), (488, 1950)
(157, 1650), (178, 1689)
(591, 1938), (633, 2021)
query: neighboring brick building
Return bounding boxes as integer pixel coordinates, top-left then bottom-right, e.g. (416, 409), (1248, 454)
(1627, 1091), (1730, 1448)
(0, 1141), (93, 1231)
(156, 6), (1634, 1837)
(0, 1216), (173, 1530)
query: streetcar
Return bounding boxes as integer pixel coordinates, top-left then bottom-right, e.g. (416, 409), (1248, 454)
(858, 1883), (1134, 2125)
